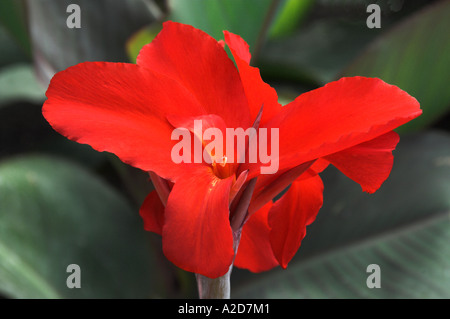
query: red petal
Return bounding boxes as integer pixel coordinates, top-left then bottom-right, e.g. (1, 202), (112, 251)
(324, 131), (400, 193)
(310, 158), (330, 174)
(167, 113), (228, 164)
(246, 77), (421, 175)
(137, 21), (251, 129)
(269, 173), (324, 268)
(224, 31), (281, 126)
(248, 161), (315, 214)
(223, 30), (251, 64)
(234, 201), (279, 272)
(43, 62), (205, 181)
(162, 166), (235, 278)
(139, 190), (165, 235)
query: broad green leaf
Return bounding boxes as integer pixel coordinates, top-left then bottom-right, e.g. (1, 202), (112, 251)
(25, 0), (165, 86)
(259, 19), (382, 86)
(257, 1), (433, 86)
(269, 0), (315, 39)
(0, 26), (30, 69)
(0, 0), (31, 55)
(127, 0), (314, 63)
(233, 131), (450, 298)
(0, 64), (45, 107)
(126, 24), (162, 63)
(0, 155), (161, 298)
(167, 0), (275, 55)
(342, 1), (450, 132)
(236, 215), (450, 298)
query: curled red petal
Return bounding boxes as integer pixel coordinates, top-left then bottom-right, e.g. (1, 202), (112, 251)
(162, 166), (235, 278)
(139, 190), (165, 235)
(234, 201), (279, 272)
(269, 172), (324, 268)
(43, 61), (205, 181)
(324, 131), (400, 193)
(224, 30), (281, 126)
(248, 160), (315, 215)
(245, 77), (421, 175)
(310, 158), (330, 174)
(138, 21), (251, 129)
(223, 30), (251, 64)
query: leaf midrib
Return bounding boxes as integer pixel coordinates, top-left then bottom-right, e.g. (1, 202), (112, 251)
(0, 241), (60, 298)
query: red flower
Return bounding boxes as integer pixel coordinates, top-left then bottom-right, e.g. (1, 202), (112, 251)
(43, 22), (421, 278)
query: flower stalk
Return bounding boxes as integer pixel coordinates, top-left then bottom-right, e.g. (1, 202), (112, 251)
(196, 268), (232, 299)
(196, 229), (242, 299)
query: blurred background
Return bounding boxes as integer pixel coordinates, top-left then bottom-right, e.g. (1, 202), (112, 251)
(0, 0), (449, 298)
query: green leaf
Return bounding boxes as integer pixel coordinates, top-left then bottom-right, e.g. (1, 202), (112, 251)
(259, 19), (382, 86)
(268, 0), (315, 39)
(0, 64), (45, 107)
(25, 0), (165, 86)
(233, 131), (450, 298)
(0, 26), (30, 69)
(127, 0), (314, 63)
(167, 0), (276, 55)
(0, 0), (31, 55)
(342, 1), (450, 132)
(126, 24), (162, 63)
(0, 155), (161, 298)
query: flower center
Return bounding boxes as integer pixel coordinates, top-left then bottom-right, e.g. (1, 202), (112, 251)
(212, 156), (233, 179)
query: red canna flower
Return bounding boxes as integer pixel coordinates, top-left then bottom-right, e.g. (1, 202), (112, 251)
(43, 21), (421, 280)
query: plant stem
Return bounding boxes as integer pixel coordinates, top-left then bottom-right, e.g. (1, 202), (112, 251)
(196, 266), (232, 299)
(196, 230), (242, 299)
